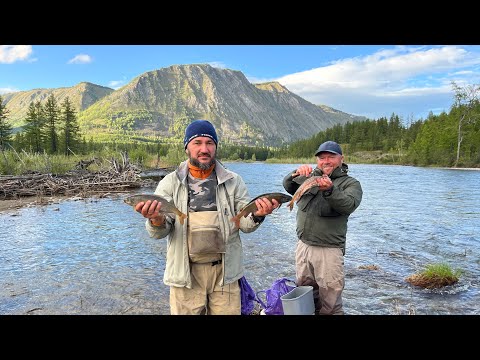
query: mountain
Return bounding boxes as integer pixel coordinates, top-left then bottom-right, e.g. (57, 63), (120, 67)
(78, 64), (366, 146)
(3, 64), (366, 146)
(317, 104), (367, 122)
(2, 82), (114, 128)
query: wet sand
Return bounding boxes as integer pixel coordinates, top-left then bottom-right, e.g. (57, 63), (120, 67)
(0, 196), (70, 213)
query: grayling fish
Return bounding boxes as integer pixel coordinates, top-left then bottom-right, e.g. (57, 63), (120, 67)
(124, 194), (187, 225)
(288, 176), (324, 210)
(230, 192), (292, 228)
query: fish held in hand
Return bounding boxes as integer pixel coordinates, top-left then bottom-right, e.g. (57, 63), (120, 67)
(230, 192), (292, 228)
(124, 194), (187, 225)
(288, 176), (324, 210)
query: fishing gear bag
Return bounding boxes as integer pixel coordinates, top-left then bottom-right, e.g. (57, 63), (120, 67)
(239, 276), (258, 315)
(255, 277), (297, 315)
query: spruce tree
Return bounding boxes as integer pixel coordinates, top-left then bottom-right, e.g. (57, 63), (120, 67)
(23, 101), (46, 153)
(0, 95), (13, 150)
(44, 94), (60, 154)
(60, 96), (80, 155)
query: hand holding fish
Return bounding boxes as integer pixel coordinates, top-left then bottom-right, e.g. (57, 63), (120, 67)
(317, 175), (333, 191)
(288, 174), (333, 210)
(230, 192), (292, 228)
(293, 164), (314, 177)
(135, 200), (166, 226)
(253, 197), (280, 217)
(124, 194), (188, 226)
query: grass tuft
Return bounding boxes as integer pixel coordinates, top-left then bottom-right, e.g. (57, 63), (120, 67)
(406, 262), (462, 289)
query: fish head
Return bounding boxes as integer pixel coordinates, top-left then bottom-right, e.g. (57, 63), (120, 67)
(124, 197), (134, 206)
(270, 193), (293, 210)
(271, 193), (292, 205)
(279, 194), (293, 203)
(124, 196), (144, 207)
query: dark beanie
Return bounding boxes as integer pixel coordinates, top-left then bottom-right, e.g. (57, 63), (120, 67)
(184, 120), (218, 149)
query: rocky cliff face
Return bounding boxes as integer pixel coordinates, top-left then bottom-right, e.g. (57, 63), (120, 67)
(4, 64), (366, 146)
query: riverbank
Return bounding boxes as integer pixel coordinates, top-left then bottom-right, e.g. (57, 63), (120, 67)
(0, 195), (74, 213)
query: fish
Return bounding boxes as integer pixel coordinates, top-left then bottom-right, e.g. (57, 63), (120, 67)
(288, 176), (326, 210)
(230, 192), (293, 228)
(124, 194), (188, 225)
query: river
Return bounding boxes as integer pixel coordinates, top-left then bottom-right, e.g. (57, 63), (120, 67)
(1, 163), (479, 315)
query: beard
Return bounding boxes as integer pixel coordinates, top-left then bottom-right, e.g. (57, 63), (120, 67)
(187, 150), (216, 170)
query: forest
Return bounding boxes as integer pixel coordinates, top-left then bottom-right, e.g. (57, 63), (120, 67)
(0, 82), (479, 175)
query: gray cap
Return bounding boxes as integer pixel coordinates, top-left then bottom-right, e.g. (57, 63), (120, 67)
(315, 141), (342, 156)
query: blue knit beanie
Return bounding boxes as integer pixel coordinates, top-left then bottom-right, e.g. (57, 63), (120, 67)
(184, 120), (218, 149)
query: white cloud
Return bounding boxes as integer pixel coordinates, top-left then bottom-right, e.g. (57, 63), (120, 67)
(208, 61), (227, 69)
(108, 80), (125, 89)
(0, 45), (33, 64)
(0, 87), (19, 94)
(274, 45), (480, 120)
(68, 54), (92, 64)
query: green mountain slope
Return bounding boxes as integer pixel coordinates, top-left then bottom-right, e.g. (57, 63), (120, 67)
(2, 82), (114, 128)
(77, 64), (366, 146)
(3, 64), (366, 146)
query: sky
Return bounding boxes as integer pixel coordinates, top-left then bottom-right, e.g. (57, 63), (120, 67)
(1, 44), (480, 122)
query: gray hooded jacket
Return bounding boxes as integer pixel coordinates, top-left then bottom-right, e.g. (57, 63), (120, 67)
(146, 159), (261, 288)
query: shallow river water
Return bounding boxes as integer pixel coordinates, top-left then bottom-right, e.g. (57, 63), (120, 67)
(1, 163), (479, 315)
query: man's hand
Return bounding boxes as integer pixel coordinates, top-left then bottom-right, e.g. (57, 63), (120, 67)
(294, 164), (313, 177)
(254, 197), (280, 217)
(318, 174), (333, 191)
(135, 200), (165, 226)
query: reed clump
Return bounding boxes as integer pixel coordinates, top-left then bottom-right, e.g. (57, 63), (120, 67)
(406, 263), (462, 289)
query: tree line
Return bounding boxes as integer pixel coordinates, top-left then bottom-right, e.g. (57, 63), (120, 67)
(0, 94), (81, 156)
(273, 81), (480, 167)
(1, 81), (479, 171)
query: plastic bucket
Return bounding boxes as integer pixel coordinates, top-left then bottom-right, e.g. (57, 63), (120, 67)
(280, 286), (315, 315)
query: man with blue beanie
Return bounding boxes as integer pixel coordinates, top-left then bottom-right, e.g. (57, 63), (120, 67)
(283, 140), (363, 315)
(183, 119), (218, 150)
(134, 119), (280, 315)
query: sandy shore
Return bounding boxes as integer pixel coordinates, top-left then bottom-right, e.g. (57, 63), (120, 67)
(0, 196), (71, 213)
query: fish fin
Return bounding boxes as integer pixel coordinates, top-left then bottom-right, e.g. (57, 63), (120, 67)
(179, 213), (187, 225)
(230, 215), (240, 228)
(288, 200), (294, 211)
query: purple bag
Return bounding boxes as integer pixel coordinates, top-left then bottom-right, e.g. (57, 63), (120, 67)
(255, 278), (297, 315)
(239, 276), (257, 315)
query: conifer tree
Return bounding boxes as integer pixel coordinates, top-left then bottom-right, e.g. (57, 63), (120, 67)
(60, 96), (80, 155)
(44, 94), (60, 154)
(23, 101), (46, 153)
(0, 95), (13, 150)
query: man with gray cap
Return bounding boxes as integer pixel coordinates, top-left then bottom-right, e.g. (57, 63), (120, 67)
(283, 140), (363, 315)
(133, 119), (279, 315)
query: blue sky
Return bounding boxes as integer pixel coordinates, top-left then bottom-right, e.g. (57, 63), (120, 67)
(1, 45), (480, 122)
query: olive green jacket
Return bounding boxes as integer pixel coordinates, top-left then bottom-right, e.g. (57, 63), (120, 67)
(283, 164), (362, 254)
(146, 159), (261, 288)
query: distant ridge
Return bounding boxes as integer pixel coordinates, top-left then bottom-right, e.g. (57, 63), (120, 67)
(2, 82), (114, 128)
(3, 64), (366, 146)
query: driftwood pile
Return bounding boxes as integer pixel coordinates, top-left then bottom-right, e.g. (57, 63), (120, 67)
(0, 154), (145, 200)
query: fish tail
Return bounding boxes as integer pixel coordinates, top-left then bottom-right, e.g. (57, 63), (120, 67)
(288, 198), (295, 211)
(178, 212), (187, 225)
(230, 214), (241, 228)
